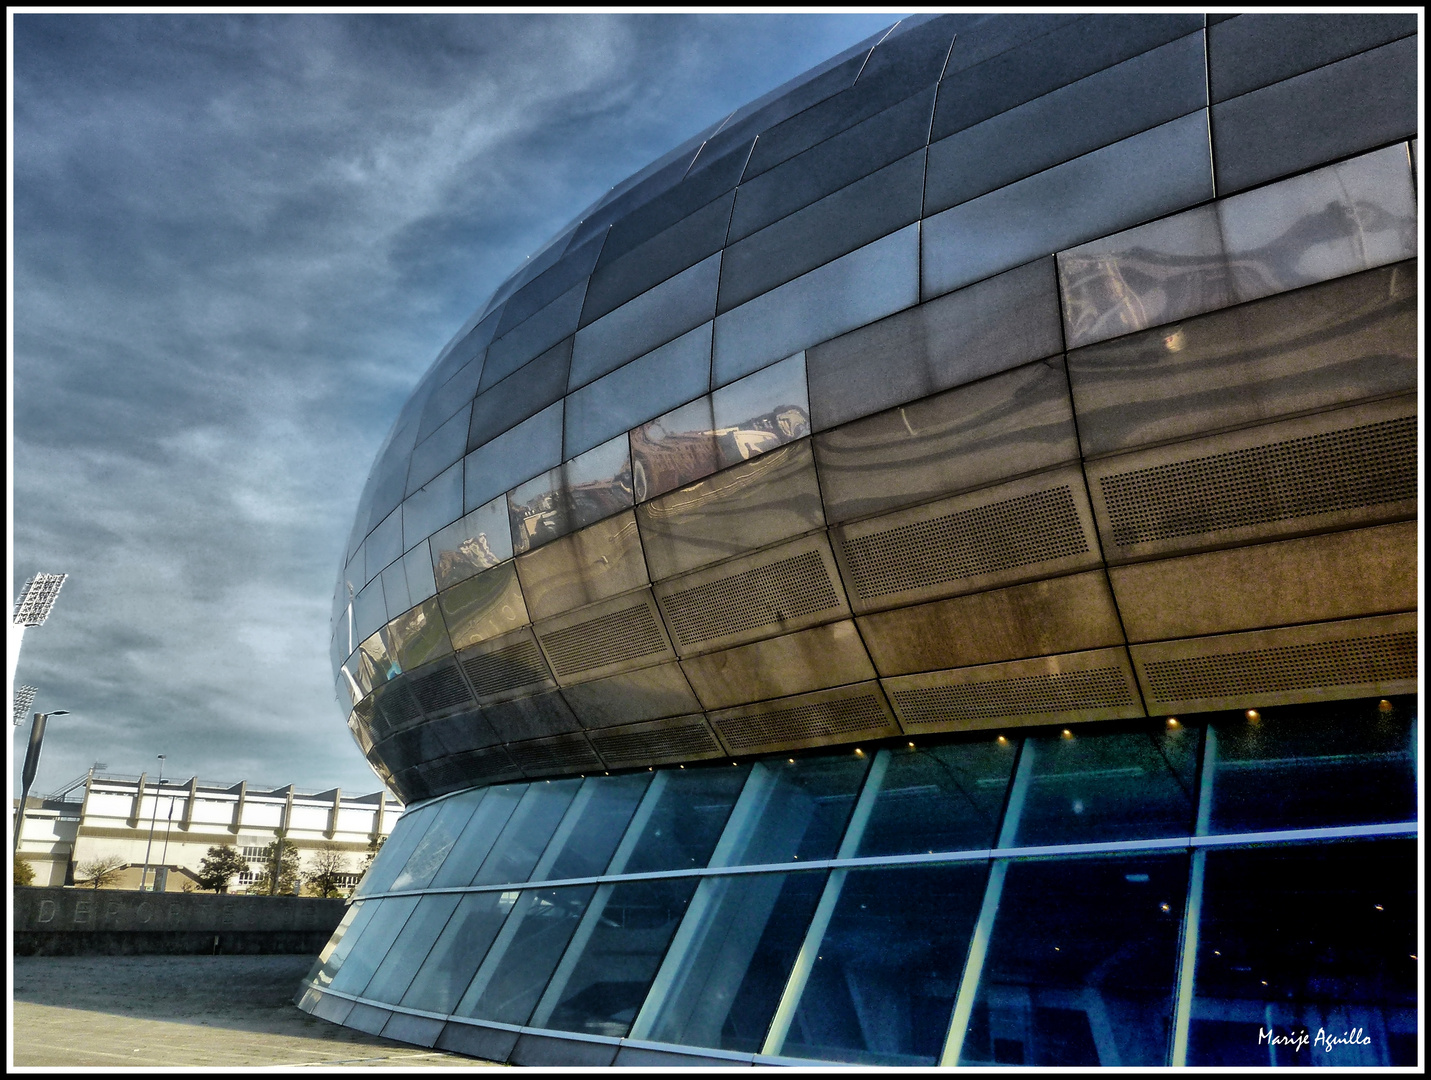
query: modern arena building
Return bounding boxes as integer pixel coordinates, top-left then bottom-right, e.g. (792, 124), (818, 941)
(296, 13), (1419, 1067)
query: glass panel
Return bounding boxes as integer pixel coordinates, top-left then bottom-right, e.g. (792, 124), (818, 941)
(717, 151), (925, 315)
(429, 496), (511, 591)
(857, 739), (1017, 857)
(711, 351), (810, 467)
(429, 784), (526, 888)
(463, 400), (563, 514)
(506, 466), (564, 556)
(436, 562), (528, 651)
(327, 895), (421, 994)
(471, 778), (584, 886)
(388, 789), (485, 892)
(407, 406), (470, 496)
(398, 890), (521, 1014)
(383, 596), (452, 672)
(1188, 839), (1416, 1066)
(402, 541), (437, 606)
(1202, 696), (1416, 835)
(637, 869), (829, 1052)
(537, 772), (653, 882)
(401, 460), (463, 550)
(1011, 724), (1199, 846)
(355, 801), (440, 896)
(569, 253), (720, 390)
(361, 893), (463, 1004)
(533, 876), (702, 1037)
(453, 884), (598, 1025)
(712, 222), (919, 388)
(925, 34), (1205, 217)
(629, 395), (719, 502)
(467, 337), (572, 452)
(923, 111), (1212, 299)
(782, 863), (989, 1065)
(713, 754), (870, 867)
(562, 434), (634, 535)
(563, 321), (712, 457)
(619, 764), (751, 875)
(307, 900), (371, 988)
(961, 853), (1189, 1066)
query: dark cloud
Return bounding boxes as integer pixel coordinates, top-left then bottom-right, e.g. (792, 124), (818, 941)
(10, 12), (901, 795)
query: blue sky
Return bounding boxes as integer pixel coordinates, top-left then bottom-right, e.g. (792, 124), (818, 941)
(9, 12), (905, 796)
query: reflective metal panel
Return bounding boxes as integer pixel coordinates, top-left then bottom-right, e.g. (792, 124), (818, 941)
(710, 351), (809, 465)
(1207, 13), (1418, 101)
(630, 396), (719, 502)
(402, 541), (437, 606)
(559, 661), (701, 730)
(437, 562), (529, 652)
(570, 254), (720, 391)
(380, 560), (410, 622)
(365, 507), (403, 582)
(814, 357), (1076, 522)
(563, 322), (711, 457)
(352, 580), (388, 647)
(467, 337), (572, 453)
(401, 461), (463, 552)
(463, 401), (564, 515)
(506, 467), (563, 556)
(483, 690), (581, 743)
(429, 496), (512, 591)
(481, 281), (586, 392)
(563, 434), (634, 535)
(636, 440), (825, 582)
(515, 509), (648, 622)
(807, 259), (1063, 433)
(923, 111), (1213, 299)
(713, 224), (919, 388)
(384, 597), (453, 672)
(680, 621), (876, 712)
(407, 407), (471, 496)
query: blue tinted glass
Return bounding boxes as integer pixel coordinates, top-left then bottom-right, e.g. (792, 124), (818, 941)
(781, 864), (989, 1065)
(1203, 696), (1416, 835)
(389, 789), (485, 892)
(619, 764), (751, 874)
(713, 754), (870, 867)
(429, 784), (525, 888)
(471, 778), (583, 886)
(1188, 840), (1416, 1067)
(356, 803), (439, 896)
(398, 890), (515, 1014)
(309, 900), (374, 988)
(537, 772), (652, 882)
(1011, 724), (1199, 846)
(327, 895), (420, 994)
(857, 739), (1016, 856)
(961, 854), (1188, 1066)
(361, 893), (463, 1004)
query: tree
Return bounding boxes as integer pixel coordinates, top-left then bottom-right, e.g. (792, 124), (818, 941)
(361, 834), (384, 873)
(196, 844), (249, 893)
(304, 843), (350, 898)
(250, 837), (300, 895)
(78, 854), (127, 890)
(14, 859), (36, 886)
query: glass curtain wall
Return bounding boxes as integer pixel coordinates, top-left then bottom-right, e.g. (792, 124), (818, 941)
(302, 694), (1417, 1067)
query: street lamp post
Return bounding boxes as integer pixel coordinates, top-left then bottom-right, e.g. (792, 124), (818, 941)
(14, 709), (69, 852)
(138, 755), (165, 892)
(156, 786), (179, 892)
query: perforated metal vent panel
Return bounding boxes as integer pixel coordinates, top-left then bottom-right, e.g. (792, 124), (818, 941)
(375, 681), (423, 729)
(461, 639), (551, 697)
(506, 734), (604, 775)
(841, 486), (1088, 601)
(1099, 417), (1417, 548)
(538, 602), (668, 677)
(588, 718), (722, 768)
(892, 667), (1135, 726)
(408, 663), (473, 714)
(715, 693), (892, 753)
(420, 746), (521, 791)
(1143, 631), (1416, 701)
(659, 549), (841, 647)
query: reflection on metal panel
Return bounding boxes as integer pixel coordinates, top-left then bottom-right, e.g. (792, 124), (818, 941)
(711, 683), (898, 755)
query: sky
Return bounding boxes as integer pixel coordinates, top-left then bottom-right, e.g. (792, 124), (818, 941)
(9, 11), (905, 798)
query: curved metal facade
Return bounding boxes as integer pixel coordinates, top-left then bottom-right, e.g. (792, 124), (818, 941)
(331, 12), (1418, 805)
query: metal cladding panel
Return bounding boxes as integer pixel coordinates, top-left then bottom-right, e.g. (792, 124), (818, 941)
(1083, 395), (1418, 564)
(831, 464), (1102, 614)
(883, 647), (1146, 733)
(335, 15), (1418, 792)
(651, 532), (850, 658)
(1130, 613), (1419, 714)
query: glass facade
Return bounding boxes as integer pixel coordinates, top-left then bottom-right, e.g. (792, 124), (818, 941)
(314, 12), (1418, 1066)
(300, 698), (1417, 1066)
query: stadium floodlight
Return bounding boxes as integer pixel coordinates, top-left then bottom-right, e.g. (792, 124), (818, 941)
(14, 573), (68, 626)
(13, 686), (38, 727)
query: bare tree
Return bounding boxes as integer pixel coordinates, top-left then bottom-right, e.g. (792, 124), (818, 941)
(304, 843), (351, 898)
(77, 854), (127, 890)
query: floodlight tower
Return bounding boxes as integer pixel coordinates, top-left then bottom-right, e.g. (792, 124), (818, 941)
(11, 573), (68, 694)
(13, 686), (38, 727)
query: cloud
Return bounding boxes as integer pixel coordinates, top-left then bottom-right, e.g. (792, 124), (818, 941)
(11, 12), (900, 795)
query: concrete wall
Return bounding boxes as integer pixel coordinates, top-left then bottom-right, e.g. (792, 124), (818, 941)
(13, 887), (348, 956)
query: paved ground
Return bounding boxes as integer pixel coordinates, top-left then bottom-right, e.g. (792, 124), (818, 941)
(11, 954), (500, 1068)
